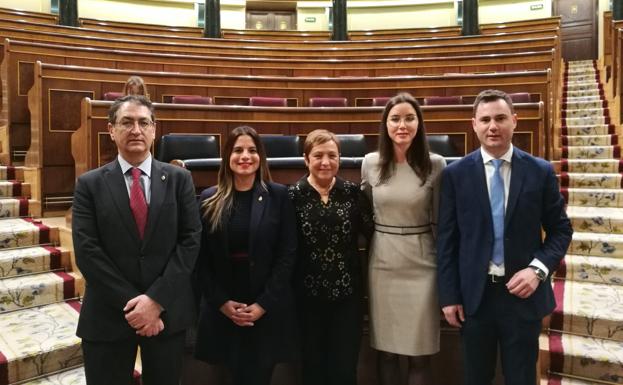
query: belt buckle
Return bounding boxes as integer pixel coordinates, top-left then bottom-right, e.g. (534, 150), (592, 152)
(490, 274), (502, 283)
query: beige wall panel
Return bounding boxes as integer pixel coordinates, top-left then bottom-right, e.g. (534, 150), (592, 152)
(348, 2), (456, 30)
(78, 0), (196, 26)
(479, 0), (552, 24)
(0, 0), (51, 12)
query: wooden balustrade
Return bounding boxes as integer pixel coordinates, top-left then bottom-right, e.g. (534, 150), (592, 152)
(72, 99), (544, 190)
(24, 61), (550, 211)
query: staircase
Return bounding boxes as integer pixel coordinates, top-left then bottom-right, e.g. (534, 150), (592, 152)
(541, 60), (623, 385)
(0, 165), (86, 385)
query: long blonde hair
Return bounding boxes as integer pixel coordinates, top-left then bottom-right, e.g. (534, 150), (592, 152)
(201, 126), (271, 232)
(122, 76), (147, 97)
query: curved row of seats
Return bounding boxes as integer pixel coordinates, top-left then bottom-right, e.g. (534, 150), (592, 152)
(157, 133), (461, 172)
(102, 93), (533, 106)
(0, 6), (561, 43)
(0, 17), (561, 55)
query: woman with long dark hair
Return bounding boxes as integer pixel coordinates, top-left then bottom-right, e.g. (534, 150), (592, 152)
(361, 93), (446, 385)
(194, 126), (298, 385)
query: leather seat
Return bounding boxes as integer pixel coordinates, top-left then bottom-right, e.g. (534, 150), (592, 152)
(157, 134), (220, 165)
(249, 96), (287, 107)
(308, 97), (348, 107)
(508, 92), (531, 103)
(336, 134), (368, 168)
(427, 135), (460, 157)
(423, 96), (463, 105)
(261, 135), (305, 169)
(171, 95), (213, 105)
(372, 97), (390, 107)
(103, 92), (123, 101)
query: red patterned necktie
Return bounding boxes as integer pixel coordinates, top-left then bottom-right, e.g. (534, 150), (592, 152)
(130, 167), (148, 239)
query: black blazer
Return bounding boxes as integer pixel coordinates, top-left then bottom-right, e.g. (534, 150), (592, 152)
(194, 181), (298, 365)
(72, 159), (202, 341)
(437, 148), (573, 320)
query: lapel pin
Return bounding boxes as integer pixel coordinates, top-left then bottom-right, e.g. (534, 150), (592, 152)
(161, 175), (166, 181)
(258, 196), (263, 202)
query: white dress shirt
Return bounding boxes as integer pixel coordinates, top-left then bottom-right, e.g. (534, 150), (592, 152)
(481, 146), (548, 277)
(118, 154), (152, 205)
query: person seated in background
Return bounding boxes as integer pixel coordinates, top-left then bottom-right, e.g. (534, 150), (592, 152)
(169, 158), (186, 168)
(123, 75), (148, 97)
(288, 129), (373, 385)
(194, 126), (298, 385)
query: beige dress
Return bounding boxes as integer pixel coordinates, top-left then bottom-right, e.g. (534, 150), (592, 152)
(361, 152), (446, 356)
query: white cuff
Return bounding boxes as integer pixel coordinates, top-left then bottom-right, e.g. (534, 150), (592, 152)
(529, 258), (549, 276)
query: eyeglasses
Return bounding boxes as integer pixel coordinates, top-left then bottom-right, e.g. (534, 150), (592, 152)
(114, 119), (154, 131)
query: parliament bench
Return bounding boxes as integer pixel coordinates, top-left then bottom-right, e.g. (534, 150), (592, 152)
(0, 17), (560, 49)
(70, 99), (544, 194)
(24, 62), (552, 200)
(0, 18), (561, 60)
(0, 38), (559, 163)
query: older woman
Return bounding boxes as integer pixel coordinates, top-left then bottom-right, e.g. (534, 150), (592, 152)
(361, 93), (446, 385)
(288, 129), (373, 385)
(194, 126), (298, 385)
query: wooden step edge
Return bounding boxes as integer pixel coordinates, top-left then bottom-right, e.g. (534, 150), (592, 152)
(28, 199), (41, 218)
(552, 160), (561, 173)
(544, 372), (622, 385)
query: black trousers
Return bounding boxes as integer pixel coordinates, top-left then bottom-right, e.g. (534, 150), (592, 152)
(82, 330), (186, 385)
(461, 280), (542, 385)
(299, 294), (363, 385)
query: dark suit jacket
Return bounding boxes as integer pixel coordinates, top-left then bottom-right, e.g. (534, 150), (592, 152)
(437, 147), (572, 320)
(194, 181), (298, 365)
(72, 159), (202, 341)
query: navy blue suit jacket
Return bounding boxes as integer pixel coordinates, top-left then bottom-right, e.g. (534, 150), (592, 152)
(194, 181), (298, 365)
(437, 147), (572, 320)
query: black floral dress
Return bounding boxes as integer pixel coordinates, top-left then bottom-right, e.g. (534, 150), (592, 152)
(288, 176), (373, 301)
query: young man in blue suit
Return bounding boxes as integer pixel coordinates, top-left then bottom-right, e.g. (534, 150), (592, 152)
(437, 89), (572, 385)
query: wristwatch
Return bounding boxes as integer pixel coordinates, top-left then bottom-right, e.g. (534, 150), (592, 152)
(530, 266), (547, 282)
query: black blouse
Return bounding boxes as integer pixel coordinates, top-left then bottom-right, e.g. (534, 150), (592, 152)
(227, 189), (253, 257)
(288, 176), (373, 301)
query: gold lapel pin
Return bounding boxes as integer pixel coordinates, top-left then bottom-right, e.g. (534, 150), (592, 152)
(161, 175), (166, 181)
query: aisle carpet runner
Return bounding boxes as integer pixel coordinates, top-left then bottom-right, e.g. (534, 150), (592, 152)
(545, 60), (623, 384)
(0, 165), (92, 385)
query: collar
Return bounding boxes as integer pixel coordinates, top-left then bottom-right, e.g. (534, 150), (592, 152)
(118, 154), (152, 177)
(299, 175), (345, 191)
(480, 146), (513, 165)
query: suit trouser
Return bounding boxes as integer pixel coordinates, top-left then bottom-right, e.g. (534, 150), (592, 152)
(299, 294), (363, 385)
(82, 330), (186, 385)
(461, 279), (542, 385)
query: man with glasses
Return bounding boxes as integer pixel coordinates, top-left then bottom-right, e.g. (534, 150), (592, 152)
(72, 95), (202, 385)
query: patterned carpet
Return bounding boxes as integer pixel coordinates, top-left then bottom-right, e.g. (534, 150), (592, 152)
(543, 60), (623, 385)
(0, 167), (85, 385)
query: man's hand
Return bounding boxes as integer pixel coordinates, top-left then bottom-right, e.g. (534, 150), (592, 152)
(442, 304), (464, 328)
(124, 294), (163, 330)
(135, 318), (165, 337)
(507, 267), (540, 299)
(220, 300), (253, 327)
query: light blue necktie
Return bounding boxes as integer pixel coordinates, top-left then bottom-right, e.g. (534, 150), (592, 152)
(490, 159), (505, 266)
